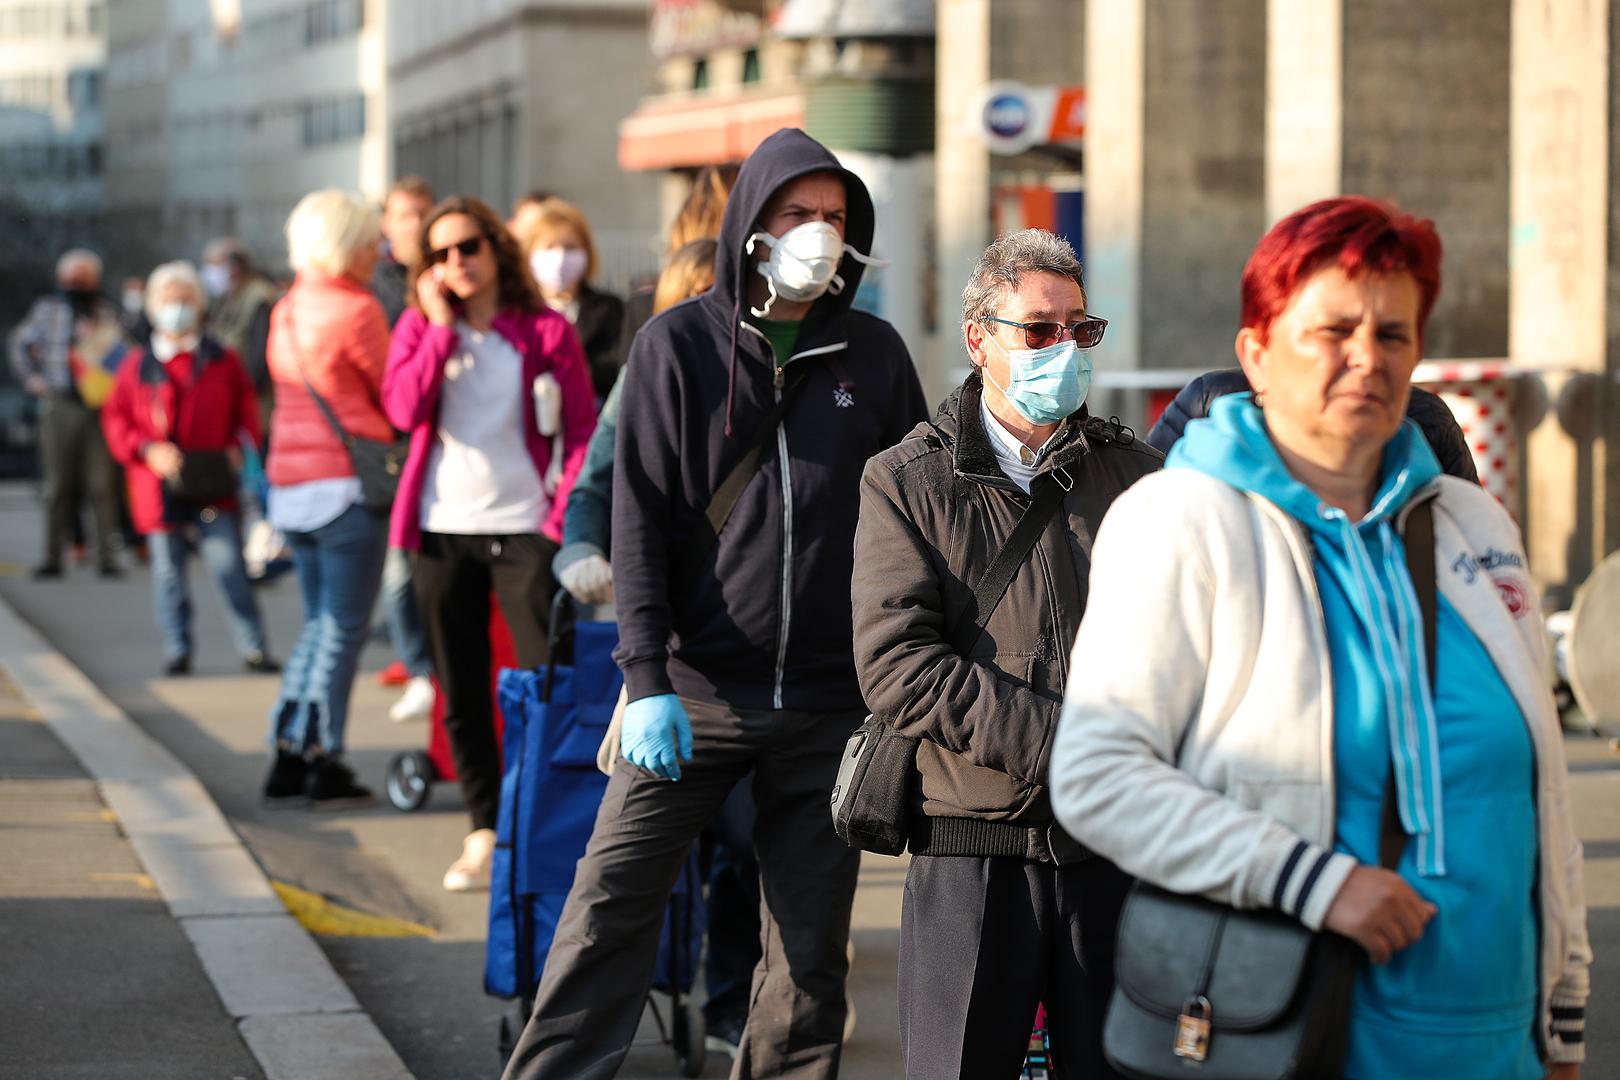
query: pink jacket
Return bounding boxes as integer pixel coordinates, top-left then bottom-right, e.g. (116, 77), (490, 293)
(382, 305), (595, 550)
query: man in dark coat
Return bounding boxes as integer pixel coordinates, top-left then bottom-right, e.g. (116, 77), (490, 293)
(854, 229), (1160, 1078)
(502, 128), (927, 1079)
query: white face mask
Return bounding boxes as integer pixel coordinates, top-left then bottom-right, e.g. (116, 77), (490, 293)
(201, 263), (232, 298)
(744, 220), (887, 318)
(530, 248), (588, 294)
(152, 301), (200, 336)
(122, 289), (145, 316)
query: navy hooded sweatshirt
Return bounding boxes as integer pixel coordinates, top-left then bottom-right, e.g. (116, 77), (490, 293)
(611, 128), (929, 711)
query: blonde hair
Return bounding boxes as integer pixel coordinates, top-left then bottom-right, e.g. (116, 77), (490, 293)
(285, 189), (381, 276)
(653, 238), (718, 315)
(144, 260), (204, 318)
(668, 165), (736, 254)
(513, 197), (599, 285)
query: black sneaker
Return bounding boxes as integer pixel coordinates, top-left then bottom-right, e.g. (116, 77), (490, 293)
(704, 1015), (744, 1060)
(243, 652), (282, 674)
(165, 655), (192, 677)
(262, 749), (308, 801)
(31, 563), (62, 580)
(305, 755), (374, 809)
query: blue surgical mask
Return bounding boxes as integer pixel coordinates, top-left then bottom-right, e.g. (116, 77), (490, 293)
(983, 333), (1092, 424)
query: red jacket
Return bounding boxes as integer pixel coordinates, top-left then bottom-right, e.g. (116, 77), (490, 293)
(265, 272), (393, 487)
(382, 305), (595, 550)
(100, 339), (261, 534)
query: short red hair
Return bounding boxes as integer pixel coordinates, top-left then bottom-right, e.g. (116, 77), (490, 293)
(1241, 196), (1442, 344)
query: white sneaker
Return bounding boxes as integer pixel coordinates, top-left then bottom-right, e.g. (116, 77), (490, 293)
(443, 828), (496, 892)
(389, 676), (436, 723)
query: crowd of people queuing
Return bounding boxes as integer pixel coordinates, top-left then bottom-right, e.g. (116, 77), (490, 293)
(5, 124), (1592, 1080)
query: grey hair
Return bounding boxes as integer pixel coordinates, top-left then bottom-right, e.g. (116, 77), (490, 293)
(960, 229), (1086, 348)
(145, 260), (204, 318)
(56, 248), (103, 283)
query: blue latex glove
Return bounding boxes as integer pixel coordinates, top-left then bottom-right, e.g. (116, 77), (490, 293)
(620, 694), (693, 780)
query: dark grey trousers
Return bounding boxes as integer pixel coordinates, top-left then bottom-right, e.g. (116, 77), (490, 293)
(38, 396), (118, 568)
(898, 854), (1133, 1080)
(502, 699), (863, 1080)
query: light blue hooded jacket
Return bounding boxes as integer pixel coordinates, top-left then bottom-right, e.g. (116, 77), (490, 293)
(1169, 395), (1540, 1080)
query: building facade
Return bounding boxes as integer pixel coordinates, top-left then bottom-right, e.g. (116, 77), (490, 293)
(389, 0), (661, 292)
(104, 0), (388, 279)
(0, 0), (107, 325)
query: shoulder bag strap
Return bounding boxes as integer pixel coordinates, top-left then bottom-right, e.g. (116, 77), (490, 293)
(948, 477), (1067, 656)
(282, 302), (356, 449)
(680, 366), (810, 579)
(1382, 497), (1437, 870)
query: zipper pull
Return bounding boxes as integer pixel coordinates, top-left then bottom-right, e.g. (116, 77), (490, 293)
(774, 365), (785, 389)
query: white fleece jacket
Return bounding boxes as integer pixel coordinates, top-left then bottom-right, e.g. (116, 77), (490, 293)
(1050, 469), (1590, 1065)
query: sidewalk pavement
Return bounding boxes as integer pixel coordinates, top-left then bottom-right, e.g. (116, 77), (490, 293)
(0, 594), (411, 1080)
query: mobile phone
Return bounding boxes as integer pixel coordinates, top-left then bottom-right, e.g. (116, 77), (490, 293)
(430, 266), (465, 313)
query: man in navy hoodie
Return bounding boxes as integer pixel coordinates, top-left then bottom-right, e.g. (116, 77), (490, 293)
(502, 129), (927, 1078)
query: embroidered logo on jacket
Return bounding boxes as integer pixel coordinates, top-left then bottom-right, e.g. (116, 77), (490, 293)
(833, 386), (854, 408)
(1450, 547), (1524, 585)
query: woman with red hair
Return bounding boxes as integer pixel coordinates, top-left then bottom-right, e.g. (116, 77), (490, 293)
(1049, 197), (1589, 1078)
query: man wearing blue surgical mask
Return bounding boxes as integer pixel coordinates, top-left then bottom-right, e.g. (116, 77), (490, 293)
(850, 229), (1162, 1078)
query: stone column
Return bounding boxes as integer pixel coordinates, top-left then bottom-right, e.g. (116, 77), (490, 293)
(932, 0), (993, 402)
(1510, 0), (1615, 603)
(1083, 0), (1265, 415)
(1266, 0), (1512, 359)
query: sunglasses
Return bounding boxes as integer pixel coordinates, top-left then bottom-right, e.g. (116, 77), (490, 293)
(986, 315), (1108, 350)
(425, 234), (486, 266)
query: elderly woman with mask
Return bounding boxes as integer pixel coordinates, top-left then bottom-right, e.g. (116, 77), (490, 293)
(1050, 197), (1589, 1079)
(101, 260), (275, 676)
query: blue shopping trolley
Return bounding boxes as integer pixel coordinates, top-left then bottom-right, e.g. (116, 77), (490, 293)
(487, 593), (707, 1077)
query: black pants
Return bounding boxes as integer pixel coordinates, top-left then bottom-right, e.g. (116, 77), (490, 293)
(38, 396), (118, 569)
(899, 853), (1132, 1080)
(704, 776), (763, 1028)
(412, 531), (557, 831)
(501, 700), (863, 1080)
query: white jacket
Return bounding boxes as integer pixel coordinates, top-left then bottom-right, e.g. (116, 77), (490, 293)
(1049, 470), (1590, 1064)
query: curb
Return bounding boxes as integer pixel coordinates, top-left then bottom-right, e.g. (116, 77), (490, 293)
(0, 593), (414, 1080)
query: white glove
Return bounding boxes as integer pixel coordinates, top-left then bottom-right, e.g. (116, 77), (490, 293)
(532, 373), (561, 436)
(559, 554), (613, 604)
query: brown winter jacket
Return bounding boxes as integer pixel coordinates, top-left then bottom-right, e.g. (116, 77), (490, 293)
(852, 374), (1162, 861)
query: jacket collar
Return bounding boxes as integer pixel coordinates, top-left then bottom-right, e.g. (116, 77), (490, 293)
(139, 336), (224, 384)
(935, 372), (1091, 492)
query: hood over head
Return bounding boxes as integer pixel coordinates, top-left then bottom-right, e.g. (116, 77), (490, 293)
(705, 128), (877, 433)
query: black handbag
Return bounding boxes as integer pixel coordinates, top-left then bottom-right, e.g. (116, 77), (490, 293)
(831, 472), (1069, 855)
(1102, 499), (1438, 1080)
(164, 449), (238, 504)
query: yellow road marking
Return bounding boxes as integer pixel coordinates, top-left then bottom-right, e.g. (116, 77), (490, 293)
(271, 880), (435, 939)
(90, 872), (155, 889)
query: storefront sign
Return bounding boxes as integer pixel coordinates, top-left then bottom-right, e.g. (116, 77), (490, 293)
(651, 0), (762, 60)
(974, 82), (1085, 155)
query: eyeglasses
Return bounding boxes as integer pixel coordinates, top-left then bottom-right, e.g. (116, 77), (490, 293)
(425, 235), (486, 266)
(986, 316), (1108, 350)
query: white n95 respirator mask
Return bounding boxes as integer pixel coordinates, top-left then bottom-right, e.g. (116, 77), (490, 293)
(744, 221), (887, 318)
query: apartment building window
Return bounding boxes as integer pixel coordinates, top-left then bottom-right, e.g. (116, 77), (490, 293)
(301, 94), (366, 147)
(306, 0), (363, 46)
(742, 48), (761, 84)
(692, 58), (709, 91)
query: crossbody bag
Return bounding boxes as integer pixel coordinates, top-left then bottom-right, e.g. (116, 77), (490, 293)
(831, 471), (1069, 856)
(1102, 498), (1438, 1080)
(284, 307), (408, 514)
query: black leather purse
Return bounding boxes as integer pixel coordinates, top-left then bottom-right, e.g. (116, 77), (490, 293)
(1102, 500), (1438, 1080)
(831, 474), (1068, 855)
(164, 449), (238, 504)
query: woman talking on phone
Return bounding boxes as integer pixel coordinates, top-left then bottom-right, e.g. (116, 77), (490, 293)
(383, 196), (596, 892)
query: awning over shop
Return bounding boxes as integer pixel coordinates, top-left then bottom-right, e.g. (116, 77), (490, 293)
(618, 91), (807, 171)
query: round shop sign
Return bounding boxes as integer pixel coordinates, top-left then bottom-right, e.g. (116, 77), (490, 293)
(976, 81), (1044, 155)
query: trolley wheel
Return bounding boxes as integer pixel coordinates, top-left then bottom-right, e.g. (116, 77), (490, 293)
(385, 749), (435, 812)
(670, 998), (706, 1078)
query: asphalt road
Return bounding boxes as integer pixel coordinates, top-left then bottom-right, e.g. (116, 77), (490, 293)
(1, 480), (1615, 1079)
(0, 484), (902, 1080)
